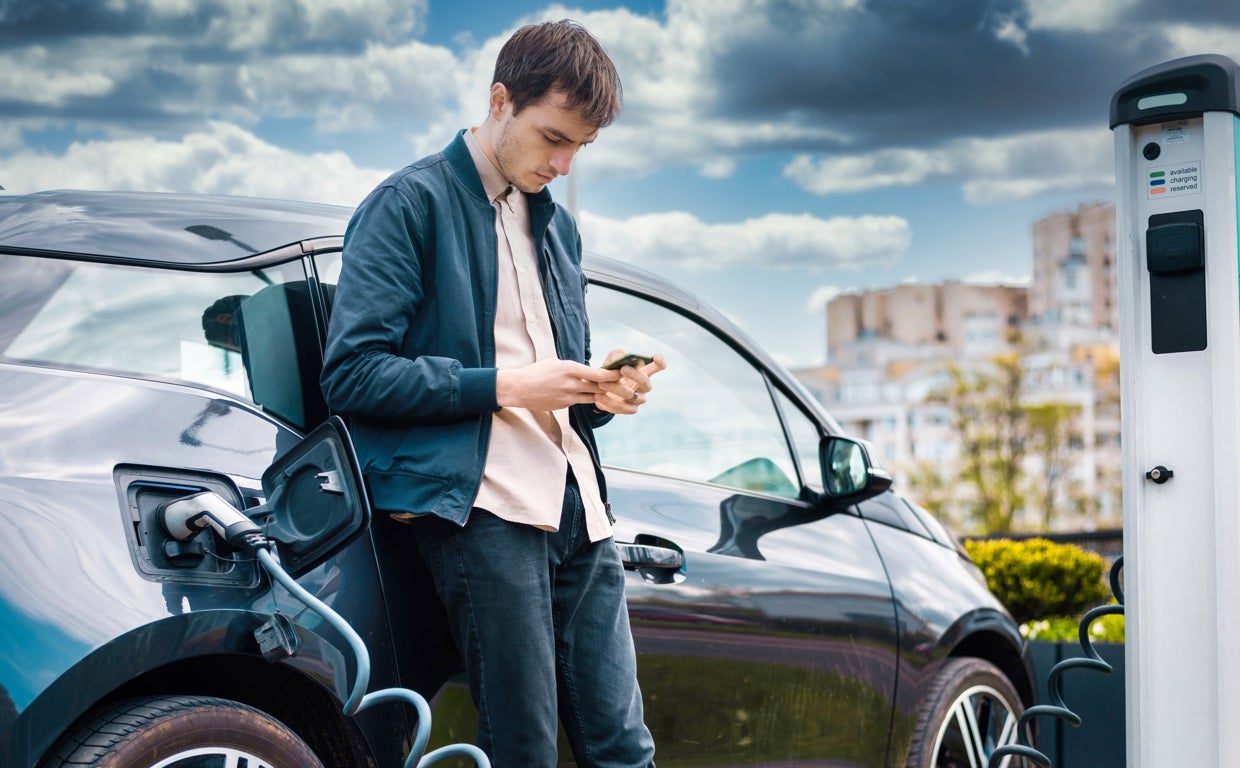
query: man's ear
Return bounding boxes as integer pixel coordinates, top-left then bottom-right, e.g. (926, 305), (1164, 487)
(489, 82), (510, 121)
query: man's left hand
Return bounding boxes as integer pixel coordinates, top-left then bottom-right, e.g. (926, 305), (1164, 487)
(594, 349), (666, 415)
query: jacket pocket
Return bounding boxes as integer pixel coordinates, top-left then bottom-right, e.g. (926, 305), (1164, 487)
(366, 468), (451, 517)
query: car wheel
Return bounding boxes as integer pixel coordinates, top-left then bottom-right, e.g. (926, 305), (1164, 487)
(905, 657), (1024, 768)
(43, 694), (323, 768)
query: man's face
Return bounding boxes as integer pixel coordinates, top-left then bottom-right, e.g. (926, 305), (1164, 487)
(490, 87), (600, 194)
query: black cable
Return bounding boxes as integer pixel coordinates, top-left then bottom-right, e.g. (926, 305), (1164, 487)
(988, 557), (1125, 767)
(241, 535), (490, 767)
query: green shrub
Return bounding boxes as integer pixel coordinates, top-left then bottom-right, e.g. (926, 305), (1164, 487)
(963, 538), (1111, 625)
(1020, 610), (1125, 644)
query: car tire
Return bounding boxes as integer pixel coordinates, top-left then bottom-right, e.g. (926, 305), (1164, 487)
(42, 694), (324, 768)
(904, 657), (1024, 768)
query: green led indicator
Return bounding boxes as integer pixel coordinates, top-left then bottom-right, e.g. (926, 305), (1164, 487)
(1150, 171), (1166, 178)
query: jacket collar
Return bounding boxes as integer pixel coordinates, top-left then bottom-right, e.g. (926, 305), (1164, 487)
(444, 129), (557, 237)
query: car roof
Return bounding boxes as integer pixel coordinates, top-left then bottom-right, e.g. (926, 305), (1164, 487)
(0, 189), (842, 431)
(0, 189), (354, 265)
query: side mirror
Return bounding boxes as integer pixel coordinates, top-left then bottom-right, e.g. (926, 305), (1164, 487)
(256, 416), (371, 577)
(819, 435), (893, 505)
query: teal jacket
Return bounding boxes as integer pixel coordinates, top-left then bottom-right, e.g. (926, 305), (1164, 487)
(320, 131), (610, 524)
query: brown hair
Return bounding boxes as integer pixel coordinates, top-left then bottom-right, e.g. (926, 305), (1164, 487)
(493, 19), (623, 128)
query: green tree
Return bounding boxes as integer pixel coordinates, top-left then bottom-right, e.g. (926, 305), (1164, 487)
(929, 354), (1027, 533)
(926, 349), (1087, 534)
(1026, 401), (1083, 529)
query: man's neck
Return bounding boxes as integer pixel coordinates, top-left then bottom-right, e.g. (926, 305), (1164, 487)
(470, 123), (504, 182)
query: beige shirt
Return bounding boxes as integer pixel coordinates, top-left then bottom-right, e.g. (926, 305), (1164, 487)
(463, 128), (612, 542)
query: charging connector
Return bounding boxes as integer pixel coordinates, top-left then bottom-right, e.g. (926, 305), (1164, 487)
(158, 491), (265, 550)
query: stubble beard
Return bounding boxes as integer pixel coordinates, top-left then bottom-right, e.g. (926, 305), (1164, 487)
(494, 125), (550, 195)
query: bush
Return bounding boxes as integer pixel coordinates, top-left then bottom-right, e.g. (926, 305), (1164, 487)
(1020, 611), (1125, 644)
(964, 538), (1111, 625)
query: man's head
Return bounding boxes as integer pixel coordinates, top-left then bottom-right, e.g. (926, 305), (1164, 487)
(493, 19), (622, 130)
(202, 295), (246, 351)
(477, 20), (622, 194)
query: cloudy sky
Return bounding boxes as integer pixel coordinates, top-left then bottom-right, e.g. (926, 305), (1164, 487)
(2, 0), (1238, 367)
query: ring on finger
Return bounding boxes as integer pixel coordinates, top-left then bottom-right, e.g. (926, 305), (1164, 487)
(627, 392), (640, 404)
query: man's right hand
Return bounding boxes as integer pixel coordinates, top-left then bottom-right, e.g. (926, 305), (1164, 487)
(496, 358), (621, 411)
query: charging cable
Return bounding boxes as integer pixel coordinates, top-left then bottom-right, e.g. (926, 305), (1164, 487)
(159, 492), (491, 768)
(987, 557), (1125, 767)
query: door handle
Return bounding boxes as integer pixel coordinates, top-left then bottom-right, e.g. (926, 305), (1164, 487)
(616, 541), (683, 570)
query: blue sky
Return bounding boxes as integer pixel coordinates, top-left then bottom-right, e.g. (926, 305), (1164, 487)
(3, 0), (1238, 367)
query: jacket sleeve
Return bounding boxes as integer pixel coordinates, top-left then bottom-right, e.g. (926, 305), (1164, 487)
(320, 184), (498, 424)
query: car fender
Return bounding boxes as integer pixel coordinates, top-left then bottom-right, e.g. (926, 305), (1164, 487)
(1, 608), (356, 768)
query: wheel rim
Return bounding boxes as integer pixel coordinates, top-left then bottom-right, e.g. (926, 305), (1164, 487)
(148, 747), (279, 768)
(929, 683), (1019, 768)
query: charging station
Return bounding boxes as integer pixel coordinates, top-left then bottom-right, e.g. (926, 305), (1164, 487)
(1111, 54), (1240, 766)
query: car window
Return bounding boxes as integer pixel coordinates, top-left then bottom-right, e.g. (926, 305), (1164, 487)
(774, 387), (824, 492)
(313, 252), (342, 291)
(587, 284), (801, 499)
(0, 254), (323, 430)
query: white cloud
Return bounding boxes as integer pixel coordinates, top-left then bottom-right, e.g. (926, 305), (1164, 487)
(806, 284), (842, 313)
(110, 0), (425, 48)
(0, 46), (115, 106)
(238, 40), (461, 132)
(0, 123), (27, 153)
(784, 127), (1115, 204)
(1, 122), (386, 207)
(962, 269), (1031, 286)
(1164, 23), (1240, 62)
(401, 3), (847, 176)
(0, 124), (909, 280)
(991, 15), (1029, 56)
(698, 157), (738, 179)
(0, 1), (436, 140)
(405, 6), (714, 169)
(1019, 0), (1140, 33)
(784, 149), (952, 195)
(579, 210), (909, 272)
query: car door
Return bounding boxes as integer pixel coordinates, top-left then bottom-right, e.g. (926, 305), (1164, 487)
(586, 280), (901, 768)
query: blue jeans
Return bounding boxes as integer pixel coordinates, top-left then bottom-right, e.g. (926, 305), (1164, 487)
(413, 478), (656, 768)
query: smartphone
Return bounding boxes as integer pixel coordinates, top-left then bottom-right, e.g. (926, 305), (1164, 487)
(602, 353), (654, 370)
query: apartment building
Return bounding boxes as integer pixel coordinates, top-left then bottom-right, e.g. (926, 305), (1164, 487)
(796, 202), (1121, 532)
(1030, 202), (1118, 340)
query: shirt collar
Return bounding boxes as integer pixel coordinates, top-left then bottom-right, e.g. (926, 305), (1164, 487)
(463, 127), (513, 205)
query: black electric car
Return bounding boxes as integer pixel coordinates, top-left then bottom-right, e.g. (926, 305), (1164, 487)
(0, 190), (1033, 768)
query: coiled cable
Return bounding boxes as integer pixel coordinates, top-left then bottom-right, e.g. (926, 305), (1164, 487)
(987, 556), (1125, 767)
(254, 544), (491, 768)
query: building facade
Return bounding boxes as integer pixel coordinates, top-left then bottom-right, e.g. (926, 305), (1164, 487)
(797, 203), (1121, 533)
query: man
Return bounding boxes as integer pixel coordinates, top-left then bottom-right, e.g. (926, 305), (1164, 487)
(320, 19), (661, 768)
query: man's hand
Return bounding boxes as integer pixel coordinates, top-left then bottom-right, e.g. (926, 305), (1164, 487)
(496, 358), (621, 411)
(594, 349), (667, 415)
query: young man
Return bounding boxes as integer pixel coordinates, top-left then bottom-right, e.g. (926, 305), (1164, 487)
(320, 19), (661, 768)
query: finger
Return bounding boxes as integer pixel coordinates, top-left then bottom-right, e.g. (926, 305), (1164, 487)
(602, 348), (626, 366)
(596, 392), (638, 414)
(597, 380), (630, 397)
(642, 354), (667, 375)
(573, 382), (606, 395)
(624, 369), (651, 391)
(578, 365), (623, 383)
(594, 392), (626, 413)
